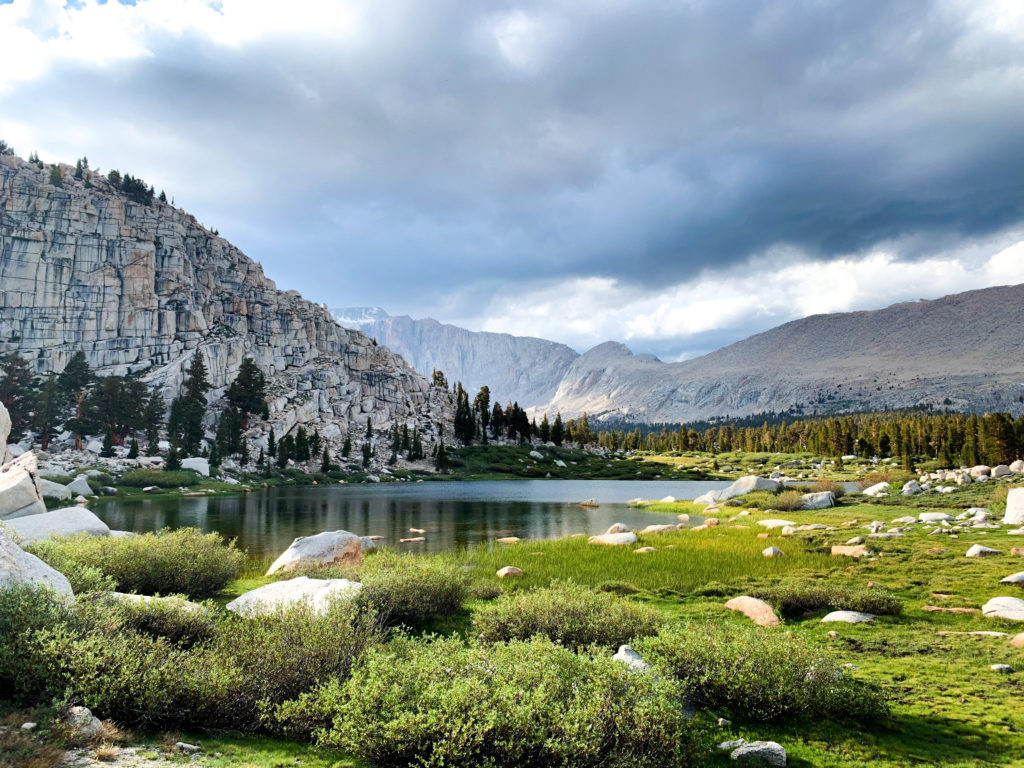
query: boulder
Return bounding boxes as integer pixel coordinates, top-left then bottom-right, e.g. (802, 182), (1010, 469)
(0, 402), (10, 465)
(38, 478), (71, 501)
(901, 481), (921, 496)
(613, 644), (652, 673)
(639, 524), (679, 534)
(0, 531), (73, 597)
(660, 495), (677, 503)
(588, 531), (638, 546)
(757, 519), (797, 529)
(4, 507), (111, 544)
(528, 450), (544, 460)
(63, 706), (101, 740)
(181, 457), (210, 477)
(496, 566), (523, 578)
(862, 482), (890, 497)
(1000, 572), (1024, 585)
(970, 465), (991, 478)
(226, 576), (363, 616)
(1011, 460), (1024, 473)
(983, 596), (1024, 621)
(800, 491), (835, 509)
(966, 544), (1001, 558)
(730, 741), (787, 766)
(717, 475), (781, 501)
(831, 545), (871, 557)
(762, 546), (785, 557)
(0, 453), (47, 519)
(605, 523), (631, 534)
(725, 595), (781, 627)
(66, 474), (94, 498)
(821, 610), (876, 624)
(919, 512), (954, 523)
(992, 465), (1011, 478)
(634, 546), (658, 553)
(266, 530), (371, 575)
(1003, 488), (1024, 526)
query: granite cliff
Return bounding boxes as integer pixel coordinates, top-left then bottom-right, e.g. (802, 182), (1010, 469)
(535, 284), (1024, 423)
(0, 154), (452, 445)
(332, 307), (579, 408)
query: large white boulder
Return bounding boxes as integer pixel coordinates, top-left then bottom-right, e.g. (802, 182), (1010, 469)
(992, 465), (1011, 478)
(39, 478), (71, 501)
(970, 465), (991, 478)
(1004, 488), (1024, 526)
(226, 576), (362, 616)
(181, 457), (210, 477)
(862, 482), (890, 497)
(983, 596), (1024, 622)
(730, 741), (787, 766)
(0, 453), (47, 520)
(820, 610), (875, 624)
(612, 644), (652, 673)
(4, 507), (111, 545)
(719, 476), (781, 500)
(266, 530), (373, 576)
(0, 402), (10, 465)
(757, 519), (797, 529)
(800, 491), (835, 509)
(66, 474), (95, 498)
(919, 512), (954, 523)
(0, 531), (73, 597)
(1011, 460), (1024, 474)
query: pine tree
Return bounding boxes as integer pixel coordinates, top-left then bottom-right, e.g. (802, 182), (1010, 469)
(539, 414), (551, 443)
(169, 351), (211, 455)
(267, 427), (277, 459)
(49, 165), (63, 187)
(361, 441), (372, 467)
(32, 374), (62, 450)
(320, 447), (331, 473)
(342, 434), (351, 458)
(240, 439), (250, 465)
(166, 441), (183, 471)
(226, 358), (268, 429)
(59, 351), (95, 450)
(366, 418), (373, 440)
(435, 440), (449, 472)
(551, 413), (565, 447)
(0, 352), (37, 441)
(209, 442), (221, 468)
(127, 438), (139, 459)
(295, 426), (309, 462)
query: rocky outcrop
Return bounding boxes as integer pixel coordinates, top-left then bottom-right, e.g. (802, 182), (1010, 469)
(533, 284), (1024, 422)
(333, 307), (579, 408)
(3, 506), (110, 544)
(0, 452), (46, 520)
(0, 530), (73, 597)
(0, 402), (10, 465)
(0, 155), (452, 448)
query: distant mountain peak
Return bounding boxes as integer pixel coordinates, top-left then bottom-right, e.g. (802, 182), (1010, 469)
(331, 306), (390, 327)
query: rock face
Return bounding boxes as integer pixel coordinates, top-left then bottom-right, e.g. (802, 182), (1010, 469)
(4, 506), (111, 544)
(0, 452), (47, 519)
(265, 530), (371, 576)
(0, 530), (74, 597)
(533, 284), (1024, 422)
(0, 402), (10, 465)
(226, 576), (363, 616)
(0, 155), (452, 447)
(332, 307), (579, 408)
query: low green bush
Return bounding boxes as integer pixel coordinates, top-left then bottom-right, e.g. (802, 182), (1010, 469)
(28, 528), (245, 598)
(74, 592), (216, 647)
(273, 635), (710, 767)
(472, 581), (663, 649)
(357, 551), (468, 628)
(810, 479), (846, 498)
(637, 622), (888, 722)
(0, 584), (72, 702)
(86, 472), (114, 494)
(741, 489), (805, 511)
(118, 469), (200, 488)
(750, 582), (903, 619)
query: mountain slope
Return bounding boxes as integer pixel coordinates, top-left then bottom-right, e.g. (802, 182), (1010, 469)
(332, 308), (579, 407)
(0, 154), (452, 443)
(536, 284), (1024, 422)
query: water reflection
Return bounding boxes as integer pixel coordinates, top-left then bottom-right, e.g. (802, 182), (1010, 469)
(95, 479), (730, 557)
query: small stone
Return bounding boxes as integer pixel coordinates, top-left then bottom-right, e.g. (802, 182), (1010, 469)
(717, 717), (732, 727)
(633, 546), (658, 553)
(966, 544), (1002, 557)
(725, 595), (781, 627)
(1013, 548), (1024, 556)
(496, 537), (520, 544)
(762, 546), (785, 557)
(176, 742), (202, 754)
(730, 740), (787, 766)
(991, 664), (1014, 673)
(845, 536), (865, 545)
(821, 610), (876, 624)
(926, 547), (949, 555)
(21, 722), (36, 732)
(1000, 572), (1024, 585)
(826, 630), (840, 639)
(612, 644), (652, 673)
(756, 532), (770, 539)
(1010, 633), (1024, 647)
(496, 566), (524, 578)
(831, 545), (871, 557)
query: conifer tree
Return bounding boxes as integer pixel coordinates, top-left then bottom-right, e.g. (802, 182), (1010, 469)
(267, 426), (276, 459)
(435, 440), (449, 472)
(127, 438), (139, 459)
(32, 374), (62, 450)
(0, 353), (37, 441)
(226, 358), (268, 429)
(342, 434), (351, 458)
(361, 441), (371, 467)
(166, 440), (182, 471)
(321, 447), (331, 473)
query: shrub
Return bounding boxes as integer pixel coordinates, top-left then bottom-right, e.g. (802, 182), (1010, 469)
(86, 472), (114, 494)
(468, 580), (502, 600)
(273, 635), (710, 767)
(637, 622), (888, 722)
(0, 584), (72, 702)
(742, 489), (805, 511)
(750, 582), (903, 619)
(73, 592), (216, 647)
(356, 551), (468, 628)
(472, 581), (663, 649)
(119, 469), (199, 488)
(28, 528), (245, 598)
(860, 470), (915, 489)
(29, 596), (382, 731)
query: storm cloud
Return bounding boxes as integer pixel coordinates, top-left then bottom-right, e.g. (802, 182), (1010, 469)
(2, 0), (1024, 359)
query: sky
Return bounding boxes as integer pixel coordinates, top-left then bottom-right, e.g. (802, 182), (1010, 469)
(2, 0), (1024, 361)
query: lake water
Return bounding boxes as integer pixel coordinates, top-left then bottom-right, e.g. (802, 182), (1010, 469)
(93, 479), (732, 557)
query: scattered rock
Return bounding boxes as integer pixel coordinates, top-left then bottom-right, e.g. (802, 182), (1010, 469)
(634, 546), (658, 553)
(762, 546), (785, 557)
(181, 457), (210, 476)
(1000, 572), (1024, 585)
(639, 524), (678, 534)
(991, 664), (1014, 673)
(845, 536), (865, 545)
(496, 566), (524, 578)
(757, 519), (797, 529)
(730, 740), (787, 766)
(831, 545), (871, 557)
(400, 536), (426, 543)
(588, 531), (638, 546)
(800, 491), (835, 509)
(0, 452), (47, 519)
(725, 595), (781, 627)
(983, 596), (1024, 621)
(21, 722), (36, 732)
(757, 532), (770, 539)
(862, 482), (890, 497)
(966, 544), (1001, 558)
(226, 576), (363, 616)
(63, 706), (101, 740)
(1004, 488), (1024, 526)
(38, 478), (71, 501)
(265, 530), (371, 575)
(612, 644), (652, 673)
(1010, 633), (1024, 647)
(176, 742), (202, 754)
(496, 537), (520, 544)
(926, 547), (949, 555)
(919, 512), (954, 523)
(922, 605), (979, 614)
(821, 610), (876, 624)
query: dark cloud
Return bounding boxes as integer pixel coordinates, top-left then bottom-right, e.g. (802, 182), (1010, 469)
(3, 0), (1024, 339)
